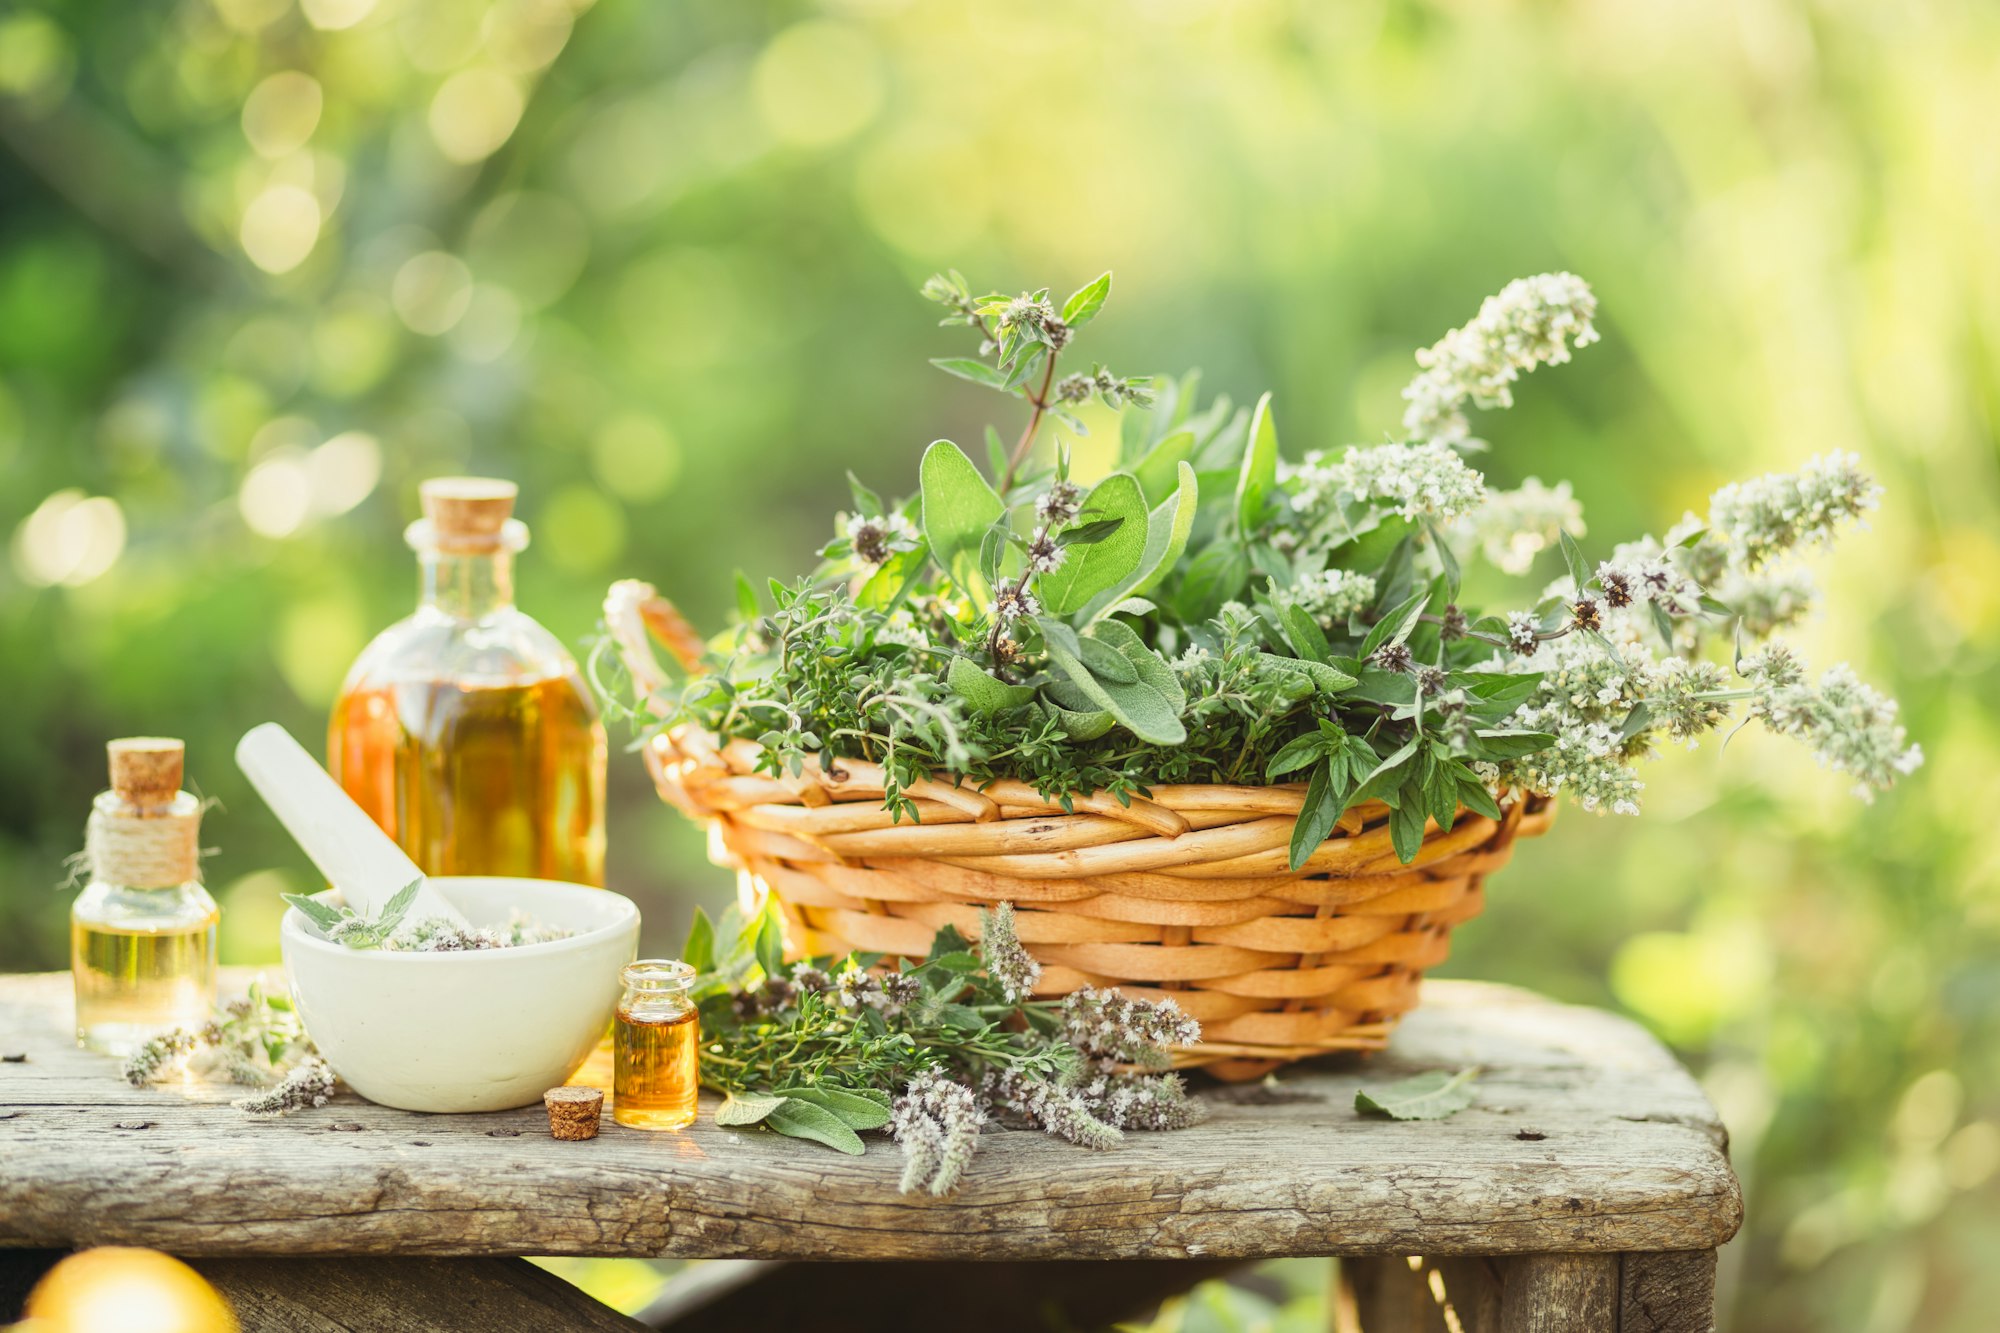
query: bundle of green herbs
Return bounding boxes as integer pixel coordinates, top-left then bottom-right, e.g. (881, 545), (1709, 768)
(687, 899), (1201, 1194)
(608, 269), (1919, 867)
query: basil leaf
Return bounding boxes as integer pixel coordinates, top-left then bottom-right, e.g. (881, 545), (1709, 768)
(1288, 758), (1343, 870)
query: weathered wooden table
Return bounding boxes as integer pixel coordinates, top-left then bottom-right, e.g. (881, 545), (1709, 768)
(1, 970), (1740, 1331)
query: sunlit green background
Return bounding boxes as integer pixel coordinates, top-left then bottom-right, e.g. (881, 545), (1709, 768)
(3, 0), (1995, 1328)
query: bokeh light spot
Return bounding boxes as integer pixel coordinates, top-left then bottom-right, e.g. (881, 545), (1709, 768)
(239, 185), (323, 275)
(211, 0), (291, 37)
(301, 0), (379, 31)
(485, 0), (574, 74)
(242, 71), (324, 159)
(446, 283), (523, 362)
(26, 1247), (238, 1333)
(429, 69), (525, 164)
(751, 21), (884, 148)
(0, 12), (76, 106)
(312, 297), (397, 398)
(11, 490), (126, 588)
(277, 591), (366, 704)
(590, 413), (681, 502)
(392, 250), (475, 335)
(308, 431), (383, 515)
(239, 448), (314, 538)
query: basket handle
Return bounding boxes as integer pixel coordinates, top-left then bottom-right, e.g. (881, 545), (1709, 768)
(604, 579), (709, 712)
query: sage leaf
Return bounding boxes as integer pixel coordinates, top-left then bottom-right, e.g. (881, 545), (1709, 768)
(930, 357), (1011, 389)
(1354, 1068), (1480, 1120)
(715, 1091), (786, 1127)
(1234, 391), (1279, 533)
(775, 1087), (893, 1131)
(1039, 473), (1149, 615)
(764, 1097), (868, 1155)
(948, 656), (1037, 715)
(920, 440), (1004, 596)
(1076, 635), (1139, 684)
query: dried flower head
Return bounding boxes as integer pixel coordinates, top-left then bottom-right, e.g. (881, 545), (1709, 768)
(1026, 534), (1065, 575)
(892, 1070), (986, 1195)
(978, 902), (1041, 1003)
(987, 580), (1040, 624)
(1372, 642), (1415, 675)
(1569, 595), (1602, 633)
(1061, 986), (1200, 1069)
(1037, 481), (1084, 524)
(234, 1057), (335, 1115)
(845, 512), (919, 566)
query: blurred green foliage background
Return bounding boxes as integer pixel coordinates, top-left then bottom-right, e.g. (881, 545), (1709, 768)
(2, 0), (1995, 1328)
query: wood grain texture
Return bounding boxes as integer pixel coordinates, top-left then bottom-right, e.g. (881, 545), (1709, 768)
(1619, 1249), (1718, 1333)
(186, 1256), (648, 1332)
(0, 971), (1741, 1262)
(1498, 1254), (1619, 1333)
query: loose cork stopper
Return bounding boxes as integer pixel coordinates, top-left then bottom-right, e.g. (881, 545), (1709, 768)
(107, 738), (184, 806)
(544, 1085), (604, 1141)
(420, 477), (518, 552)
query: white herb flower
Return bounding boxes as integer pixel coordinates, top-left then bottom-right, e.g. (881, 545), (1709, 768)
(892, 1070), (986, 1195)
(1741, 647), (1923, 799)
(1402, 273), (1600, 445)
(1715, 565), (1816, 639)
(234, 1056), (335, 1115)
(1451, 478), (1585, 574)
(977, 902), (1041, 1003)
(981, 1067), (1123, 1150)
(1026, 533), (1066, 575)
(987, 580), (1040, 624)
(122, 1030), (197, 1087)
(1307, 442), (1488, 524)
(1707, 452), (1881, 569)
(1060, 986), (1200, 1069)
(1069, 1072), (1206, 1132)
(844, 512), (919, 566)
(1506, 610), (1540, 656)
(1279, 569), (1377, 626)
(1501, 633), (1653, 815)
(1037, 481), (1083, 524)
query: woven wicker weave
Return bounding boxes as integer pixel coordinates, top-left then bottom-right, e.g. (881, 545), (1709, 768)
(607, 580), (1553, 1080)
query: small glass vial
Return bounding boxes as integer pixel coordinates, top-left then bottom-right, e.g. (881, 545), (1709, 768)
(329, 477), (607, 886)
(614, 959), (700, 1130)
(71, 738), (219, 1055)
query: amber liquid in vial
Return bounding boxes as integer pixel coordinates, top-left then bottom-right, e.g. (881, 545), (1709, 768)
(614, 1007), (700, 1129)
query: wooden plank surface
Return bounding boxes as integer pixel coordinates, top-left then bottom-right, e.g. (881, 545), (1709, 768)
(0, 970), (1741, 1261)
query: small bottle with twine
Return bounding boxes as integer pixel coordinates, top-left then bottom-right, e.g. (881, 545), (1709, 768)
(70, 738), (218, 1055)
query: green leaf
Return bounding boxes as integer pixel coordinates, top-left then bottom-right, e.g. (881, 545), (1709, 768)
(1039, 473), (1149, 615)
(715, 1091), (786, 1127)
(1457, 777), (1503, 822)
(754, 905), (785, 979)
(846, 471), (882, 517)
(1076, 636), (1139, 684)
(1471, 729), (1557, 759)
(920, 440), (1005, 596)
(1361, 587), (1430, 659)
(1132, 429), (1196, 504)
(1090, 618), (1187, 713)
(378, 878), (423, 933)
(1037, 616), (1186, 746)
(1354, 1068), (1480, 1120)
(1265, 732), (1332, 782)
(948, 656), (1037, 714)
(1558, 529), (1591, 594)
(1061, 271), (1112, 327)
(1280, 604), (1331, 664)
(1389, 797), (1429, 863)
(683, 906), (716, 974)
(764, 1097), (868, 1155)
(1259, 654), (1357, 695)
(1123, 462), (1199, 601)
(283, 894), (349, 935)
(1428, 520), (1461, 601)
(776, 1087), (893, 1131)
(1234, 391), (1279, 532)
(1288, 759), (1343, 869)
(1171, 543), (1250, 623)
(1047, 701), (1116, 740)
(930, 357), (1012, 389)
(926, 923), (973, 962)
(734, 571), (759, 623)
(1055, 516), (1126, 548)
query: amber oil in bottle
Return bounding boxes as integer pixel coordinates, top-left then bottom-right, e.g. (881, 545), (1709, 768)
(329, 477), (606, 885)
(71, 739), (219, 1055)
(614, 959), (700, 1130)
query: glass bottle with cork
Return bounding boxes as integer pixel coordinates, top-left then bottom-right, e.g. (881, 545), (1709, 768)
(614, 959), (700, 1129)
(71, 738), (218, 1055)
(330, 477), (607, 886)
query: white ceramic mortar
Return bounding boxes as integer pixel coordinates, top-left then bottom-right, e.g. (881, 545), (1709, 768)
(282, 877), (639, 1113)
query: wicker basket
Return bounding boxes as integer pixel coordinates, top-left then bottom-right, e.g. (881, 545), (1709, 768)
(606, 581), (1554, 1080)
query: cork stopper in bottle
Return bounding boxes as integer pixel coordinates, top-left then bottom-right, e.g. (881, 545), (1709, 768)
(107, 738), (184, 806)
(419, 477), (519, 552)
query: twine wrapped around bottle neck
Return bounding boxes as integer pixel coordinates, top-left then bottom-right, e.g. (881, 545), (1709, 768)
(85, 792), (202, 890)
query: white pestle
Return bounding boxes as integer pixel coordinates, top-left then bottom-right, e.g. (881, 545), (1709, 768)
(235, 722), (470, 929)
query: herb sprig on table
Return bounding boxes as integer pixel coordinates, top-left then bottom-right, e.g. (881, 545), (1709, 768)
(616, 270), (1918, 864)
(687, 899), (1202, 1195)
(122, 979), (334, 1115)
